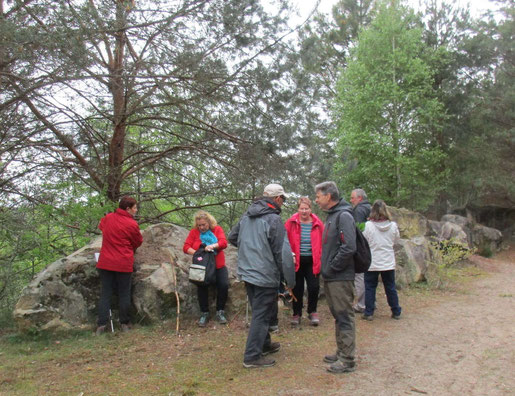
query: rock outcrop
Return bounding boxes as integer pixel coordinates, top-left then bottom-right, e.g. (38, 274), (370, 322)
(13, 211), (503, 331)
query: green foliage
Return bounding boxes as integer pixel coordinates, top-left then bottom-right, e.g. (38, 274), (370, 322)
(421, 0), (515, 212)
(427, 239), (475, 289)
(0, 191), (110, 326)
(333, 1), (448, 211)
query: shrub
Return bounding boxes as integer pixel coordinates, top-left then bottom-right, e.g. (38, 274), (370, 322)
(426, 239), (475, 289)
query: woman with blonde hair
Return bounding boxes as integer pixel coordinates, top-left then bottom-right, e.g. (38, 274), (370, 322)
(183, 210), (229, 327)
(362, 200), (401, 321)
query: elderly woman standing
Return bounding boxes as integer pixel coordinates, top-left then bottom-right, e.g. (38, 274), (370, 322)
(183, 210), (229, 327)
(96, 196), (143, 335)
(285, 197), (324, 326)
(362, 200), (401, 321)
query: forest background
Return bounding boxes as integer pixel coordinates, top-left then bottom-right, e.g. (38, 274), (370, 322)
(0, 0), (513, 326)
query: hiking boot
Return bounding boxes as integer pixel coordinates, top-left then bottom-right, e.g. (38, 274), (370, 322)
(243, 356), (276, 368)
(121, 323), (131, 333)
(198, 312), (209, 327)
(262, 342), (281, 356)
(308, 312), (320, 326)
(95, 325), (106, 336)
(290, 315), (300, 326)
(323, 353), (338, 364)
(353, 306), (364, 313)
(268, 324), (279, 333)
(215, 310), (228, 324)
(362, 314), (373, 321)
(391, 313), (401, 320)
(327, 360), (356, 374)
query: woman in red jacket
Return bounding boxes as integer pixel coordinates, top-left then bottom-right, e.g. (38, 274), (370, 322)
(96, 196), (143, 335)
(285, 197), (324, 326)
(183, 210), (229, 327)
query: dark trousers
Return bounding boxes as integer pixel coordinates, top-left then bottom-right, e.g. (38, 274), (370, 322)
(97, 269), (132, 326)
(244, 282), (276, 362)
(292, 255), (320, 316)
(197, 266), (229, 312)
(324, 280), (356, 363)
(364, 270), (401, 316)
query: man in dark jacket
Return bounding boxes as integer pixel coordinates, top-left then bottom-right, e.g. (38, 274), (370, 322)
(229, 184), (295, 368)
(315, 181), (357, 373)
(350, 188), (371, 313)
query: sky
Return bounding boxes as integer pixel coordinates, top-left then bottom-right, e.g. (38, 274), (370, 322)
(291, 0), (502, 22)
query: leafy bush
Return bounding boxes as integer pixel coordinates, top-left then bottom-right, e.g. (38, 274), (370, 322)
(426, 239), (475, 289)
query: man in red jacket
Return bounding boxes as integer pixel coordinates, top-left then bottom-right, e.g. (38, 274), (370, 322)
(96, 196), (143, 335)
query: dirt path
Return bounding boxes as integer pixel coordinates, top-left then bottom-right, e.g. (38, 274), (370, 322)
(1, 249), (513, 395)
(310, 248), (515, 396)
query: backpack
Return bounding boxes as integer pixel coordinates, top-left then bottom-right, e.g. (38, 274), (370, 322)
(335, 212), (372, 274)
(189, 244), (216, 286)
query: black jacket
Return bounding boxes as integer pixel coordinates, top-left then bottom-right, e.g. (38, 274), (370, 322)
(353, 200), (371, 224)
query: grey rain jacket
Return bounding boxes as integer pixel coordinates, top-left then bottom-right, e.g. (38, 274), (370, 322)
(228, 198), (295, 289)
(321, 199), (357, 281)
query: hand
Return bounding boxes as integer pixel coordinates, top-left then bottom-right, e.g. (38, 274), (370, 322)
(205, 244), (216, 252)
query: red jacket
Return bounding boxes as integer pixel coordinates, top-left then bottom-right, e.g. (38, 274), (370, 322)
(183, 226), (228, 269)
(285, 213), (324, 275)
(97, 209), (143, 273)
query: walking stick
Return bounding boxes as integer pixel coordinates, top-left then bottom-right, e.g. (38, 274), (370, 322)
(245, 295), (250, 328)
(109, 309), (114, 333)
(163, 251), (181, 334)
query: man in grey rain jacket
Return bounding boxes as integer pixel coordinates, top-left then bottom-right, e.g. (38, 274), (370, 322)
(228, 184), (295, 368)
(315, 181), (357, 374)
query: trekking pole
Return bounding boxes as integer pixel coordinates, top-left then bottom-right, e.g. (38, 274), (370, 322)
(109, 309), (114, 333)
(245, 295), (250, 328)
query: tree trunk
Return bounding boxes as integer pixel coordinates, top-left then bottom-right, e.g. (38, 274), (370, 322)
(107, 1), (129, 202)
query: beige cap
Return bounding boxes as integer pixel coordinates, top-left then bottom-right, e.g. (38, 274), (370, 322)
(263, 184), (289, 198)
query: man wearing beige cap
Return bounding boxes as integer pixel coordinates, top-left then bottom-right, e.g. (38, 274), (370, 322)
(229, 184), (295, 368)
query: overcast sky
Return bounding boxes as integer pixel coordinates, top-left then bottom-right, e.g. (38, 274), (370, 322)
(291, 0), (502, 23)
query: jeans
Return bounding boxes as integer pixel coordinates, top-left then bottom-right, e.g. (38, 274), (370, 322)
(292, 255), (320, 316)
(197, 266), (229, 312)
(97, 269), (132, 326)
(364, 270), (401, 317)
(324, 280), (356, 363)
(244, 282), (277, 362)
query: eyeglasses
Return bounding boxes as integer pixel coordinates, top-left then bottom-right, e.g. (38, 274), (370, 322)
(280, 195), (286, 202)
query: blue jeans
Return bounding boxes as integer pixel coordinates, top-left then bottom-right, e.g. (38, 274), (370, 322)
(364, 270), (401, 317)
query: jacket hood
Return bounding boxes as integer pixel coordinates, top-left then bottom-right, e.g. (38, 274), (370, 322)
(326, 199), (353, 215)
(246, 198), (281, 218)
(371, 220), (393, 232)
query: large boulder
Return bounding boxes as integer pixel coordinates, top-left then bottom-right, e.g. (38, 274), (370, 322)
(394, 237), (432, 287)
(427, 220), (469, 246)
(14, 210), (504, 332)
(441, 214), (503, 253)
(389, 207), (428, 239)
(14, 223), (245, 331)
